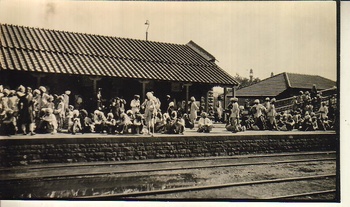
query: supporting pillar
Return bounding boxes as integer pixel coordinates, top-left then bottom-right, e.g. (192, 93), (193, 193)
(139, 80), (150, 101)
(232, 86), (237, 98)
(183, 83), (192, 113)
(223, 87), (227, 109)
(31, 73), (47, 88)
(89, 76), (102, 97)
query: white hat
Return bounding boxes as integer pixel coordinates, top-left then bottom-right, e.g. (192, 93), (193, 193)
(3, 89), (10, 95)
(39, 86), (47, 93)
(46, 108), (53, 114)
(33, 89), (41, 95)
(17, 85), (25, 93)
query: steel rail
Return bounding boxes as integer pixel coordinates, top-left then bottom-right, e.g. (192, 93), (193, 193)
(0, 151), (336, 172)
(78, 174), (336, 198)
(264, 189), (336, 200)
(0, 157), (336, 182)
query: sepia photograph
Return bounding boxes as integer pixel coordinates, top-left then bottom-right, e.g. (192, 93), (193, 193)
(0, 0), (345, 205)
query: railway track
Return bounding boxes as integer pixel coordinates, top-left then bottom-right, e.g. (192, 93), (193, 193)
(0, 153), (336, 181)
(0, 151), (338, 200)
(79, 174), (336, 199)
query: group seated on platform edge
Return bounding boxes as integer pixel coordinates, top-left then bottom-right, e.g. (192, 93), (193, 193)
(0, 84), (337, 136)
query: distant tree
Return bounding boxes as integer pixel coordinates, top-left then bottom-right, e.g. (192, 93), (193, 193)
(233, 73), (261, 89)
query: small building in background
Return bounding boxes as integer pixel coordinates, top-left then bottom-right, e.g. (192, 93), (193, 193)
(227, 72), (336, 106)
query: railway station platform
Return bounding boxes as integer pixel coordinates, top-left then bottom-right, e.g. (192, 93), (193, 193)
(0, 124), (338, 167)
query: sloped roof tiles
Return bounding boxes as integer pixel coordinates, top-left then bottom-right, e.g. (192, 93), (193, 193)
(0, 23), (238, 86)
(236, 72), (336, 97)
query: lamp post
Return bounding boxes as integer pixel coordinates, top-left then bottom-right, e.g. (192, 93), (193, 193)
(145, 20), (150, 41)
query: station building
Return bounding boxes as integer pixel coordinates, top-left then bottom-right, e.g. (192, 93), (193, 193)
(0, 23), (238, 112)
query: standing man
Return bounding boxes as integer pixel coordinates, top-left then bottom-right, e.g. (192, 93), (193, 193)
(216, 96), (223, 123)
(251, 99), (266, 130)
(229, 97), (240, 133)
(17, 85), (35, 135)
(130, 95), (141, 114)
(189, 96), (199, 125)
(267, 98), (278, 130)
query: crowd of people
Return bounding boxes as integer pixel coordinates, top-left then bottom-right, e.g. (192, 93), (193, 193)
(0, 84), (337, 136)
(224, 90), (337, 133)
(0, 85), (213, 136)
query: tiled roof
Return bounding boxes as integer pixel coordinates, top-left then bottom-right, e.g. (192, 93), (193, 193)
(235, 72), (336, 97)
(286, 73), (336, 90)
(0, 23), (238, 86)
(236, 73), (288, 97)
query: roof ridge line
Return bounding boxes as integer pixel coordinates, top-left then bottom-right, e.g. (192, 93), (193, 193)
(236, 72), (285, 91)
(0, 23), (186, 47)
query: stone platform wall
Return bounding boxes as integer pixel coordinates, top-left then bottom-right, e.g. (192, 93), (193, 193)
(0, 133), (338, 167)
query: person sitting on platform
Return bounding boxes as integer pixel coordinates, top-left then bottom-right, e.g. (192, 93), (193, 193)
(105, 112), (117, 134)
(154, 111), (165, 133)
(0, 109), (17, 136)
(80, 109), (94, 133)
(93, 109), (106, 133)
(278, 114), (295, 131)
(117, 112), (132, 134)
(126, 110), (135, 124)
(69, 110), (82, 135)
(132, 111), (143, 134)
(171, 111), (185, 134)
(240, 108), (253, 131)
(163, 111), (184, 134)
(299, 115), (314, 131)
(311, 116), (319, 131)
(183, 113), (194, 129)
(197, 112), (213, 133)
(292, 110), (302, 130)
(322, 116), (332, 130)
(167, 101), (175, 116)
(36, 108), (58, 134)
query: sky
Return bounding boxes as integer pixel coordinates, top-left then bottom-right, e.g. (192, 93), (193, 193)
(0, 0), (337, 81)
